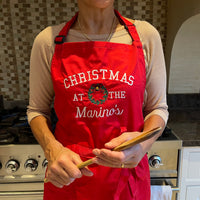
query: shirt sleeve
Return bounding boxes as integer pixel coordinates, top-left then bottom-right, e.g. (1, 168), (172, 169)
(27, 27), (55, 124)
(135, 21), (169, 124)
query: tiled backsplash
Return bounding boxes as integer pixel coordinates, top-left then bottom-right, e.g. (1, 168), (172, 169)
(0, 0), (167, 102)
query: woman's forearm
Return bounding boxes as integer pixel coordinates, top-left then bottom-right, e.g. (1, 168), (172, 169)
(30, 115), (63, 160)
(141, 114), (165, 152)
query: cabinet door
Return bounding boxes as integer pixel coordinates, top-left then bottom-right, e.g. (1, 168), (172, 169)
(186, 186), (200, 200)
(187, 152), (200, 179)
(178, 148), (200, 200)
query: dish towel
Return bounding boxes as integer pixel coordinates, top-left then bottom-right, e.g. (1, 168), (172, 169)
(151, 185), (172, 200)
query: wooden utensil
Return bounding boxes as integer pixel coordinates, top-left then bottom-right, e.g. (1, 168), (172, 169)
(77, 126), (162, 169)
(44, 127), (161, 183)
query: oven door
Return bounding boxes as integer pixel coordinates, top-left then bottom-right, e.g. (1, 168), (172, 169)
(151, 178), (179, 200)
(0, 182), (43, 200)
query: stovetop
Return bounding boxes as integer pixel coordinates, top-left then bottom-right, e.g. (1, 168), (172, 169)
(0, 108), (37, 144)
(157, 126), (179, 141)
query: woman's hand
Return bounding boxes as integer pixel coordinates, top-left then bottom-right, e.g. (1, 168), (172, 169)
(92, 132), (147, 168)
(45, 140), (93, 188)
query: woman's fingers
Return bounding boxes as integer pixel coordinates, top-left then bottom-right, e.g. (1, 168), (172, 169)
(70, 153), (94, 177)
(93, 148), (125, 163)
(46, 163), (76, 186)
(48, 178), (64, 188)
(80, 167), (94, 177)
(104, 133), (130, 149)
(93, 143), (144, 168)
(46, 170), (72, 188)
(93, 156), (121, 168)
(46, 148), (93, 187)
(93, 148), (126, 168)
(105, 131), (142, 149)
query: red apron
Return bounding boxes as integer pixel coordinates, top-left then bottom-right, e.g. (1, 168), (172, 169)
(44, 10), (150, 200)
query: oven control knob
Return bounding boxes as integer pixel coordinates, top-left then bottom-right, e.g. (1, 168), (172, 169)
(42, 159), (48, 168)
(149, 155), (162, 168)
(24, 159), (38, 172)
(6, 160), (20, 173)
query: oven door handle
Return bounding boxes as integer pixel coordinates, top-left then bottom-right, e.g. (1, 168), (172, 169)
(171, 187), (179, 192)
(164, 179), (180, 192)
(0, 191), (43, 196)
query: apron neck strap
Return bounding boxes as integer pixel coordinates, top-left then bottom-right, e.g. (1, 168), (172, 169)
(54, 13), (78, 44)
(114, 10), (138, 43)
(55, 10), (139, 45)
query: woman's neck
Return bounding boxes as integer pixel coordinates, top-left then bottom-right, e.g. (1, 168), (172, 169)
(75, 4), (116, 35)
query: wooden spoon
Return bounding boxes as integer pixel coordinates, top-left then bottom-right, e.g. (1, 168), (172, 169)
(44, 127), (161, 182)
(77, 126), (162, 169)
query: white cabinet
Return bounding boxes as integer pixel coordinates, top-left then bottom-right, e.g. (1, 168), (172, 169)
(178, 147), (200, 200)
(186, 186), (200, 200)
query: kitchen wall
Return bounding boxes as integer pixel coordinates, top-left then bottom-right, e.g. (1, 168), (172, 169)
(168, 14), (200, 93)
(166, 0), (200, 94)
(0, 0), (167, 106)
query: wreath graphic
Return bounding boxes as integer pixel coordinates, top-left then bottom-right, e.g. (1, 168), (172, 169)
(88, 83), (108, 105)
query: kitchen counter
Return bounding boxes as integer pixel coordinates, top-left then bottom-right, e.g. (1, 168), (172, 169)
(167, 109), (200, 146)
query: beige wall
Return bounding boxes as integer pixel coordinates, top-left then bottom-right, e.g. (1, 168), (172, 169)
(168, 14), (200, 93)
(166, 0), (200, 93)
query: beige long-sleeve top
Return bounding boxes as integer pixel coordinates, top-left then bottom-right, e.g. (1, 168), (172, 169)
(27, 19), (168, 125)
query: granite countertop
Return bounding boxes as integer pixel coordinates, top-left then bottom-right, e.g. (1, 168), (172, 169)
(167, 109), (200, 146)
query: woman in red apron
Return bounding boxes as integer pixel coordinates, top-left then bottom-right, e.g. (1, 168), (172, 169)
(29, 0), (166, 199)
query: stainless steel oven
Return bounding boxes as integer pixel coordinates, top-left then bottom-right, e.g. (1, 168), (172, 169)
(0, 108), (46, 200)
(148, 128), (182, 200)
(0, 108), (182, 200)
(0, 145), (45, 200)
